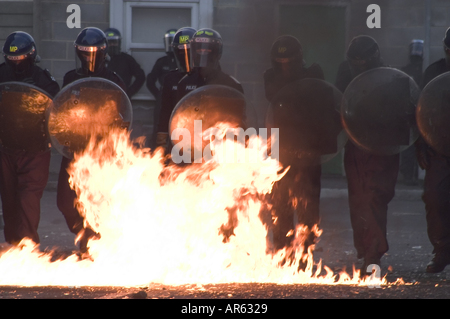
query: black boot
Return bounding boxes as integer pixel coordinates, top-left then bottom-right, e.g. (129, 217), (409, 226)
(426, 252), (450, 273)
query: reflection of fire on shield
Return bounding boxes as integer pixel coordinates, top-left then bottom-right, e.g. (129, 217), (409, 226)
(341, 67), (420, 156)
(266, 78), (346, 165)
(169, 85), (254, 162)
(47, 78), (132, 158)
(0, 82), (53, 153)
(417, 71), (450, 157)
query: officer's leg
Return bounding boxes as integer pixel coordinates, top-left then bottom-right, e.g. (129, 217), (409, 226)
(0, 152), (20, 244)
(270, 174), (295, 251)
(365, 153), (399, 262)
(295, 163), (321, 229)
(56, 156), (84, 235)
(423, 154), (450, 255)
(16, 151), (51, 244)
(344, 143), (369, 259)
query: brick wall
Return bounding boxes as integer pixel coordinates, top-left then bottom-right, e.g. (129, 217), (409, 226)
(0, 1), (33, 45)
(3, 0), (450, 139)
(212, 0), (450, 125)
(35, 0), (110, 85)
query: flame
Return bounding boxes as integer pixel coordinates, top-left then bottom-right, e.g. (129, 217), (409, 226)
(0, 129), (392, 288)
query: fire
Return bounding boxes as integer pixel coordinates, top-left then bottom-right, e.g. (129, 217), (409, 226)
(0, 129), (390, 287)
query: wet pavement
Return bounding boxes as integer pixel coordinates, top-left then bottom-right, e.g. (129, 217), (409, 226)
(0, 152), (449, 299)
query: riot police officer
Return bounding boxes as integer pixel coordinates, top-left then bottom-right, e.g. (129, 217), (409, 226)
(0, 31), (60, 244)
(416, 28), (450, 273)
(335, 35), (398, 274)
(58, 27), (126, 256)
(146, 29), (178, 148)
(264, 35), (324, 101)
(146, 29), (178, 99)
(156, 27), (196, 150)
(263, 35), (324, 269)
(104, 27), (145, 99)
(176, 28), (243, 101)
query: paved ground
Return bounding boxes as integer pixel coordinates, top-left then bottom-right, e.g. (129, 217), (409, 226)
(0, 152), (449, 299)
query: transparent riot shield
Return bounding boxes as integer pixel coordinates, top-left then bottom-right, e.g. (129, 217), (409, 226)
(169, 85), (255, 162)
(47, 78), (132, 158)
(341, 67), (420, 155)
(265, 78), (346, 165)
(417, 71), (450, 156)
(0, 82), (53, 153)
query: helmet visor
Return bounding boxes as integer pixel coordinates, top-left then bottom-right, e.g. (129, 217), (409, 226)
(106, 37), (120, 56)
(4, 46), (36, 74)
(191, 40), (220, 69)
(75, 44), (106, 75)
(174, 43), (191, 73)
(164, 35), (174, 53)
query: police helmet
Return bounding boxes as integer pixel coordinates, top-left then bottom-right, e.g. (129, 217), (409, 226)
(164, 29), (177, 54)
(409, 39), (424, 58)
(171, 27), (196, 73)
(190, 28), (223, 70)
(346, 35), (381, 75)
(270, 35), (304, 78)
(74, 27), (108, 75)
(104, 27), (121, 57)
(2, 31), (39, 75)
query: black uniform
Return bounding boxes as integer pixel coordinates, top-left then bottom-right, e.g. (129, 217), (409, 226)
(146, 55), (177, 147)
(177, 67), (244, 101)
(106, 52), (145, 98)
(146, 55), (177, 100)
(419, 58), (450, 260)
(264, 63), (324, 102)
(264, 63), (325, 254)
(335, 60), (399, 266)
(158, 70), (186, 133)
(0, 63), (60, 244)
(57, 68), (126, 236)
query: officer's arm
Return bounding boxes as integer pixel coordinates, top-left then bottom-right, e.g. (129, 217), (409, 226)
(126, 57), (145, 98)
(146, 62), (161, 99)
(158, 78), (173, 133)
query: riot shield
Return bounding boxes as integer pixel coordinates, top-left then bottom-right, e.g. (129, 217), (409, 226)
(265, 78), (346, 165)
(169, 85), (254, 162)
(341, 67), (420, 155)
(417, 71), (450, 156)
(0, 82), (53, 153)
(47, 78), (132, 158)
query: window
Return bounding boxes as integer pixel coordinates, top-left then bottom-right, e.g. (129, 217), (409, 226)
(110, 0), (213, 100)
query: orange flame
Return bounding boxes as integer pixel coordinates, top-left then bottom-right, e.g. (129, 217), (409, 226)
(0, 129), (393, 287)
